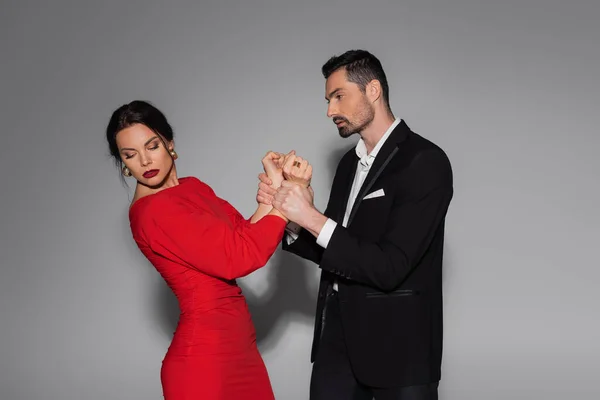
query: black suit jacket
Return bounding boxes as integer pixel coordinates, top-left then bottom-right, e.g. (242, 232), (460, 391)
(283, 120), (453, 388)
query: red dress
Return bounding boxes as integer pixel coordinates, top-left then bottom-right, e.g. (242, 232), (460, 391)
(128, 176), (286, 399)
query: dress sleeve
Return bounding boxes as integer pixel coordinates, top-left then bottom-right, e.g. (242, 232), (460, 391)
(199, 182), (250, 227)
(141, 196), (286, 280)
(216, 197), (250, 227)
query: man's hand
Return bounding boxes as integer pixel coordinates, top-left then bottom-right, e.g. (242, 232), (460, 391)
(256, 172), (277, 205)
(273, 181), (316, 226)
(273, 181), (326, 237)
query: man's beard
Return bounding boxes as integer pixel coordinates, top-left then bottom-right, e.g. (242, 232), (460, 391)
(335, 103), (374, 138)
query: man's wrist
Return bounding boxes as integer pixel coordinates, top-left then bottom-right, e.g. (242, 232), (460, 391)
(316, 218), (337, 248)
(300, 207), (328, 237)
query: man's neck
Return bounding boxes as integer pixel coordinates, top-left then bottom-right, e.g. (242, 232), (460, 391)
(360, 112), (396, 154)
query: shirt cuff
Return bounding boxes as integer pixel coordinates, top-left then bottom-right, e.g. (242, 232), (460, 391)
(285, 231), (299, 245)
(284, 221), (301, 245)
(316, 218), (337, 249)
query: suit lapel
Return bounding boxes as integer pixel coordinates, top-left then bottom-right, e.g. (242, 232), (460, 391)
(336, 155), (358, 223)
(346, 120), (411, 226)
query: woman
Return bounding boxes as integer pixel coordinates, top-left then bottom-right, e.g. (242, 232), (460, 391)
(105, 100), (310, 399)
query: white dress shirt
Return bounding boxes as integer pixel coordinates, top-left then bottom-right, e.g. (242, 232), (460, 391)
(286, 118), (401, 291)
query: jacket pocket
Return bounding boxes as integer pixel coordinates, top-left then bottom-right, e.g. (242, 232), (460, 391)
(365, 289), (419, 298)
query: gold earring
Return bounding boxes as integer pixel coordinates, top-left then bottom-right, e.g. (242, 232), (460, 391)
(170, 150), (178, 160)
(122, 166), (132, 177)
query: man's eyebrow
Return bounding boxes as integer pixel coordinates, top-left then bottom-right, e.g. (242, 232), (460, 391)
(326, 88), (342, 100)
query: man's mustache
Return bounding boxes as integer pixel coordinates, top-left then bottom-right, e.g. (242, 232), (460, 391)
(333, 117), (349, 124)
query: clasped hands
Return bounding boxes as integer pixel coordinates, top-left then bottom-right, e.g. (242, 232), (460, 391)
(258, 150), (316, 226)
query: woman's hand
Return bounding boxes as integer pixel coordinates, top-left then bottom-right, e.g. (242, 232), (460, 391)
(281, 153), (312, 188)
(261, 151), (285, 189)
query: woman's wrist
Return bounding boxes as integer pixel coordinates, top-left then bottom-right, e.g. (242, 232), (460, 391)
(268, 208), (288, 222)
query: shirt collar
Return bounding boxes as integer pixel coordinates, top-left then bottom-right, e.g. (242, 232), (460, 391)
(355, 118), (401, 168)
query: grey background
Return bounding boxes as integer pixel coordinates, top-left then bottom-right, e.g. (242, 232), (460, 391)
(1, 0), (598, 399)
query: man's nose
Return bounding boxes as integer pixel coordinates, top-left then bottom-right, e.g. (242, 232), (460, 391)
(327, 104), (337, 118)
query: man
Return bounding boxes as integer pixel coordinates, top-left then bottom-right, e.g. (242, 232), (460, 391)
(259, 50), (453, 399)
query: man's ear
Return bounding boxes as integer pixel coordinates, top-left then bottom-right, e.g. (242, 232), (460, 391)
(366, 79), (382, 104)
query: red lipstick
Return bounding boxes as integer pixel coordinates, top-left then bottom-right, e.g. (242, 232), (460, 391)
(143, 169), (159, 178)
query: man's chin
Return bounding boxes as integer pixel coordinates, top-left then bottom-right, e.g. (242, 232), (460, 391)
(337, 127), (355, 138)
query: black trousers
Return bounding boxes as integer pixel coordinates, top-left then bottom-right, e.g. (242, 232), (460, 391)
(310, 292), (439, 400)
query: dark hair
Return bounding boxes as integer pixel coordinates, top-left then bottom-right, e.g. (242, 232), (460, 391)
(322, 49), (391, 111)
(105, 100), (174, 177)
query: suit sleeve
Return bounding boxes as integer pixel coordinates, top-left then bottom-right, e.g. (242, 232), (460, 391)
(280, 153), (355, 265)
(282, 227), (325, 265)
(319, 149), (453, 291)
(142, 196), (286, 280)
(281, 184), (340, 265)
